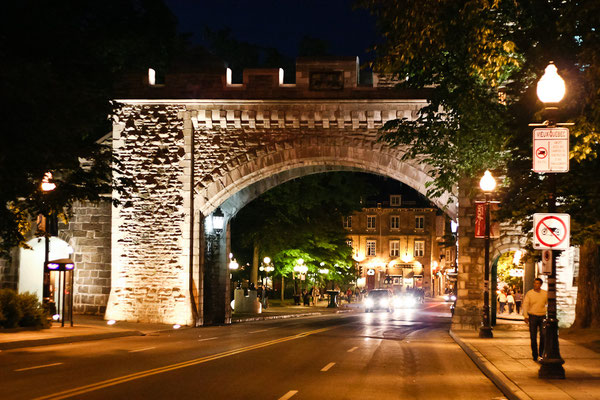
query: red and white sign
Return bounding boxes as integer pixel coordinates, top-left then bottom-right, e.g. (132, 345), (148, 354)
(474, 201), (500, 238)
(533, 128), (569, 172)
(533, 213), (570, 250)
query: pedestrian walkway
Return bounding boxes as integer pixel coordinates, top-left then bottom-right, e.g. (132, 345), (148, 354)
(0, 314), (173, 350)
(451, 324), (600, 400)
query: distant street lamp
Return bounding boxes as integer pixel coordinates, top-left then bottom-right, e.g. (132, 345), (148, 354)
(259, 256), (274, 308)
(536, 62), (566, 379)
(479, 170), (495, 339)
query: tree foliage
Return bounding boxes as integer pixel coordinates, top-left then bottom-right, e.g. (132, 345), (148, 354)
(230, 172), (375, 284)
(361, 0), (600, 325)
(0, 0), (181, 257)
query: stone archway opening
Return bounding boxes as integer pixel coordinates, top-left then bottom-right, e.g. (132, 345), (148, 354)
(199, 162), (456, 325)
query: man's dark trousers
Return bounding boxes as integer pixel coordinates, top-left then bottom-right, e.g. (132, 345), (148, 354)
(529, 314), (545, 359)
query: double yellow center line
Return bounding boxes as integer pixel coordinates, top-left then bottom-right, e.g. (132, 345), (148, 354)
(34, 326), (333, 400)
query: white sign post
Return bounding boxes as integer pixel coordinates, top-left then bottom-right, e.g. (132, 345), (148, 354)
(533, 127), (569, 172)
(533, 213), (570, 250)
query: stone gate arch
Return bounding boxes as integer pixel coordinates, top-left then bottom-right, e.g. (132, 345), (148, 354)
(104, 58), (486, 327)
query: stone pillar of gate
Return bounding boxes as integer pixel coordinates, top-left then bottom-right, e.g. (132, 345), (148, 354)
(202, 217), (231, 325)
(452, 177), (484, 330)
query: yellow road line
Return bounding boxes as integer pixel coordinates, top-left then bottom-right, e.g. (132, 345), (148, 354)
(278, 390), (299, 400)
(34, 326), (333, 400)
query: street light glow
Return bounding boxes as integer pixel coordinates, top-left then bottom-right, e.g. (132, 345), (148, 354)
(229, 259), (239, 270)
(263, 256), (271, 264)
(479, 170), (496, 192)
(537, 63), (565, 103)
(41, 172), (56, 192)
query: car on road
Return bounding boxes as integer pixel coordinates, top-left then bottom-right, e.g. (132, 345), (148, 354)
(364, 289), (394, 312)
(393, 292), (418, 308)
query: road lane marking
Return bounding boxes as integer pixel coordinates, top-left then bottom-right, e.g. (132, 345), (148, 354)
(15, 362), (63, 372)
(347, 346), (358, 352)
(320, 362), (336, 371)
(34, 326), (334, 400)
(278, 390), (298, 400)
(198, 337), (218, 342)
(249, 329), (269, 333)
(128, 347), (156, 353)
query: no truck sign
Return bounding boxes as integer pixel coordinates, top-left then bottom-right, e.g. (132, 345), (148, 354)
(533, 213), (570, 250)
(533, 128), (569, 172)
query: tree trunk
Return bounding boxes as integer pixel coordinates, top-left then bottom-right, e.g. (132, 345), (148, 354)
(281, 276), (285, 302)
(251, 241), (259, 288)
(572, 240), (600, 329)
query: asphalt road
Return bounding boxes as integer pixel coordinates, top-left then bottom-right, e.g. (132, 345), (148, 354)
(1, 300), (505, 400)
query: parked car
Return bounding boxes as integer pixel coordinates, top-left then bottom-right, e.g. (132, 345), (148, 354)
(364, 289), (394, 312)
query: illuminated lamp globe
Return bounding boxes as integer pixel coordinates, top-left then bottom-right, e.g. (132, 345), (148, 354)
(479, 170), (496, 192)
(536, 63), (565, 103)
(229, 260), (239, 270)
(212, 207), (225, 232)
(263, 256), (271, 265)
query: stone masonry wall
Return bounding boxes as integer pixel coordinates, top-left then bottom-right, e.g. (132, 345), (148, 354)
(106, 104), (193, 324)
(65, 200), (112, 314)
(453, 178), (485, 330)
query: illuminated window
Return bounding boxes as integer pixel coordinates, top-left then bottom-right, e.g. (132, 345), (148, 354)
(346, 238), (353, 248)
(414, 240), (425, 257)
(367, 215), (376, 229)
(366, 240), (376, 256)
(390, 240), (400, 257)
(343, 216), (352, 228)
(390, 215), (400, 230)
(390, 195), (401, 206)
(415, 216), (424, 229)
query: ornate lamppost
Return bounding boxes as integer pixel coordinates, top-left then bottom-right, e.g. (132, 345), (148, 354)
(41, 172), (56, 305)
(259, 256), (274, 308)
(479, 170), (496, 338)
(536, 62), (566, 379)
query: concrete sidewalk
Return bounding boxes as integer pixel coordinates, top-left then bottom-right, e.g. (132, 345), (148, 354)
(451, 325), (600, 400)
(0, 315), (175, 350)
(0, 302), (356, 350)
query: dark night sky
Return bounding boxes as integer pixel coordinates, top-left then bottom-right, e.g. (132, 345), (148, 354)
(164, 0), (379, 62)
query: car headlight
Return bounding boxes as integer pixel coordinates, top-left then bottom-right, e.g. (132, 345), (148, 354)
(394, 297), (403, 307)
(451, 295), (457, 301)
(444, 294), (450, 301)
(405, 296), (416, 307)
(379, 299), (388, 307)
(365, 298), (374, 307)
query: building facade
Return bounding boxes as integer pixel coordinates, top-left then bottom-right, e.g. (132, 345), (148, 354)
(345, 194), (455, 297)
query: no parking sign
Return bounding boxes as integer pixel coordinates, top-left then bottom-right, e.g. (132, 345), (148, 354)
(533, 213), (570, 250)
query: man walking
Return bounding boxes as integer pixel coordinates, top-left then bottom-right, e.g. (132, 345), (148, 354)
(523, 278), (548, 362)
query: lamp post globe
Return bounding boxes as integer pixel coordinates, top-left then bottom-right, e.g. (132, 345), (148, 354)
(479, 170), (496, 192)
(536, 63), (566, 104)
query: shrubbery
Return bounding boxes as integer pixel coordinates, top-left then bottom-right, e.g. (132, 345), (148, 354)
(0, 289), (49, 329)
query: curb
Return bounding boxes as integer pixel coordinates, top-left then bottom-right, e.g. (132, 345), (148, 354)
(449, 330), (532, 400)
(232, 308), (355, 323)
(0, 330), (143, 351)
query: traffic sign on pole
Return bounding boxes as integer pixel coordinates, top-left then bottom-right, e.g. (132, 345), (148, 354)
(533, 213), (570, 250)
(533, 127), (569, 172)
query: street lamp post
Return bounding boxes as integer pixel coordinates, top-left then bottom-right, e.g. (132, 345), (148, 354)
(536, 62), (566, 379)
(479, 170), (496, 338)
(259, 256), (274, 308)
(41, 172), (56, 306)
